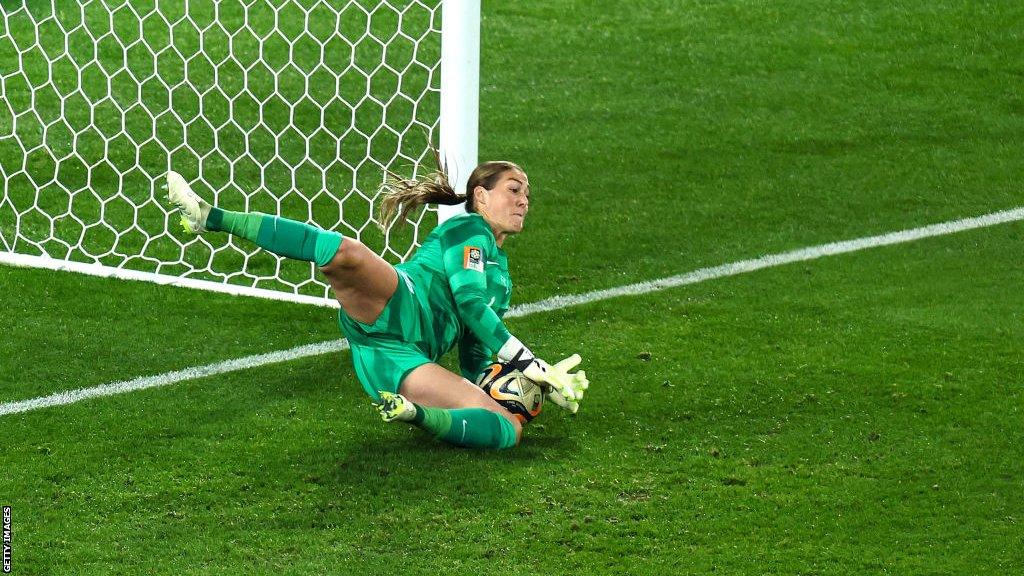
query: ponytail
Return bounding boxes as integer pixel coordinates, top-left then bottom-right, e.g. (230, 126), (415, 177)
(376, 168), (463, 231)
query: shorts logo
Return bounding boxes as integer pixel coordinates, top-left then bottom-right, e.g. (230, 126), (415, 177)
(463, 246), (484, 272)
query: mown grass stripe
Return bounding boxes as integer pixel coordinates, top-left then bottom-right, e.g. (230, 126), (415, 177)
(2, 206), (1022, 417)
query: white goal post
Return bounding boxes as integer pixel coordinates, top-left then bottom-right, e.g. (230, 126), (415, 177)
(0, 0), (479, 307)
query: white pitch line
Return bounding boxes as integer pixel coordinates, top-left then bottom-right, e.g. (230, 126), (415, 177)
(507, 206), (1024, 317)
(2, 206), (1023, 417)
(0, 340), (350, 416)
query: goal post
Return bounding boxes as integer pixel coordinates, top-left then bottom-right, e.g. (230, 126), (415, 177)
(0, 0), (479, 307)
(437, 0), (478, 224)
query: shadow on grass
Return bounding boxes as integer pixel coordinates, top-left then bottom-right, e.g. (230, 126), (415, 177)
(297, 426), (578, 496)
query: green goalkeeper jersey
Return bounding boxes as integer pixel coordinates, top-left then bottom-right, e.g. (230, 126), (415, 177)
(395, 212), (512, 379)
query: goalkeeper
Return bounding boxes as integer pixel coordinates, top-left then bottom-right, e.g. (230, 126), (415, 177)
(167, 161), (588, 450)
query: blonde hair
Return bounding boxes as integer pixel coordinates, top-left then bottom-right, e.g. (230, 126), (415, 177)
(377, 157), (524, 230)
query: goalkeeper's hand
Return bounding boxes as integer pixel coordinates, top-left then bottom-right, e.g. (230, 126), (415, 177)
(522, 354), (589, 414)
(498, 337), (589, 413)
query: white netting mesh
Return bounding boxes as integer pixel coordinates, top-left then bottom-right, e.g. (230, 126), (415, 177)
(0, 0), (442, 300)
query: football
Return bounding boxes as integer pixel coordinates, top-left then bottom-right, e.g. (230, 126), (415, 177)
(475, 361), (544, 423)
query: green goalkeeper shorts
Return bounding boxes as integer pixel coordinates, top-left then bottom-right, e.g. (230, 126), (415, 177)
(336, 269), (435, 401)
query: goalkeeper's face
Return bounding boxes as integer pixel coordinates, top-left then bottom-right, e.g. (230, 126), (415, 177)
(479, 169), (530, 240)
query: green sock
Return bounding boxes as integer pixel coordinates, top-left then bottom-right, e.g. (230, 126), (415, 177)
(411, 404), (517, 449)
(206, 207), (343, 267)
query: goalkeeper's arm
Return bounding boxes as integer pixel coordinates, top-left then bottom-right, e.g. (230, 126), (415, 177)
(448, 287), (588, 412)
(440, 220), (588, 410)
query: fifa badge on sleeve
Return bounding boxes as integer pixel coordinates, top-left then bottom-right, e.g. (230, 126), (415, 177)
(463, 246), (484, 272)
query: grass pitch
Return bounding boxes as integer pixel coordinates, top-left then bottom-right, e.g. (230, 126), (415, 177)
(2, 0), (1024, 574)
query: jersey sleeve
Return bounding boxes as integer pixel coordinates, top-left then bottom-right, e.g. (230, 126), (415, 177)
(441, 219), (513, 353)
(458, 329), (494, 381)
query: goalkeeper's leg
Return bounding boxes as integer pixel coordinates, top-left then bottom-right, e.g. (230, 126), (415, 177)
(167, 171), (343, 266)
(376, 363), (522, 450)
(167, 171), (396, 325)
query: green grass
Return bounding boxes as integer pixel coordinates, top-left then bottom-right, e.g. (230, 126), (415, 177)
(3, 0), (1024, 574)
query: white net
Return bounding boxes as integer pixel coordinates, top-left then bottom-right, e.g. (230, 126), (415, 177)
(0, 0), (443, 302)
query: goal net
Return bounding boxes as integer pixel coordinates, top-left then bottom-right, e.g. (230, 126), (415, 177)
(0, 0), (477, 306)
